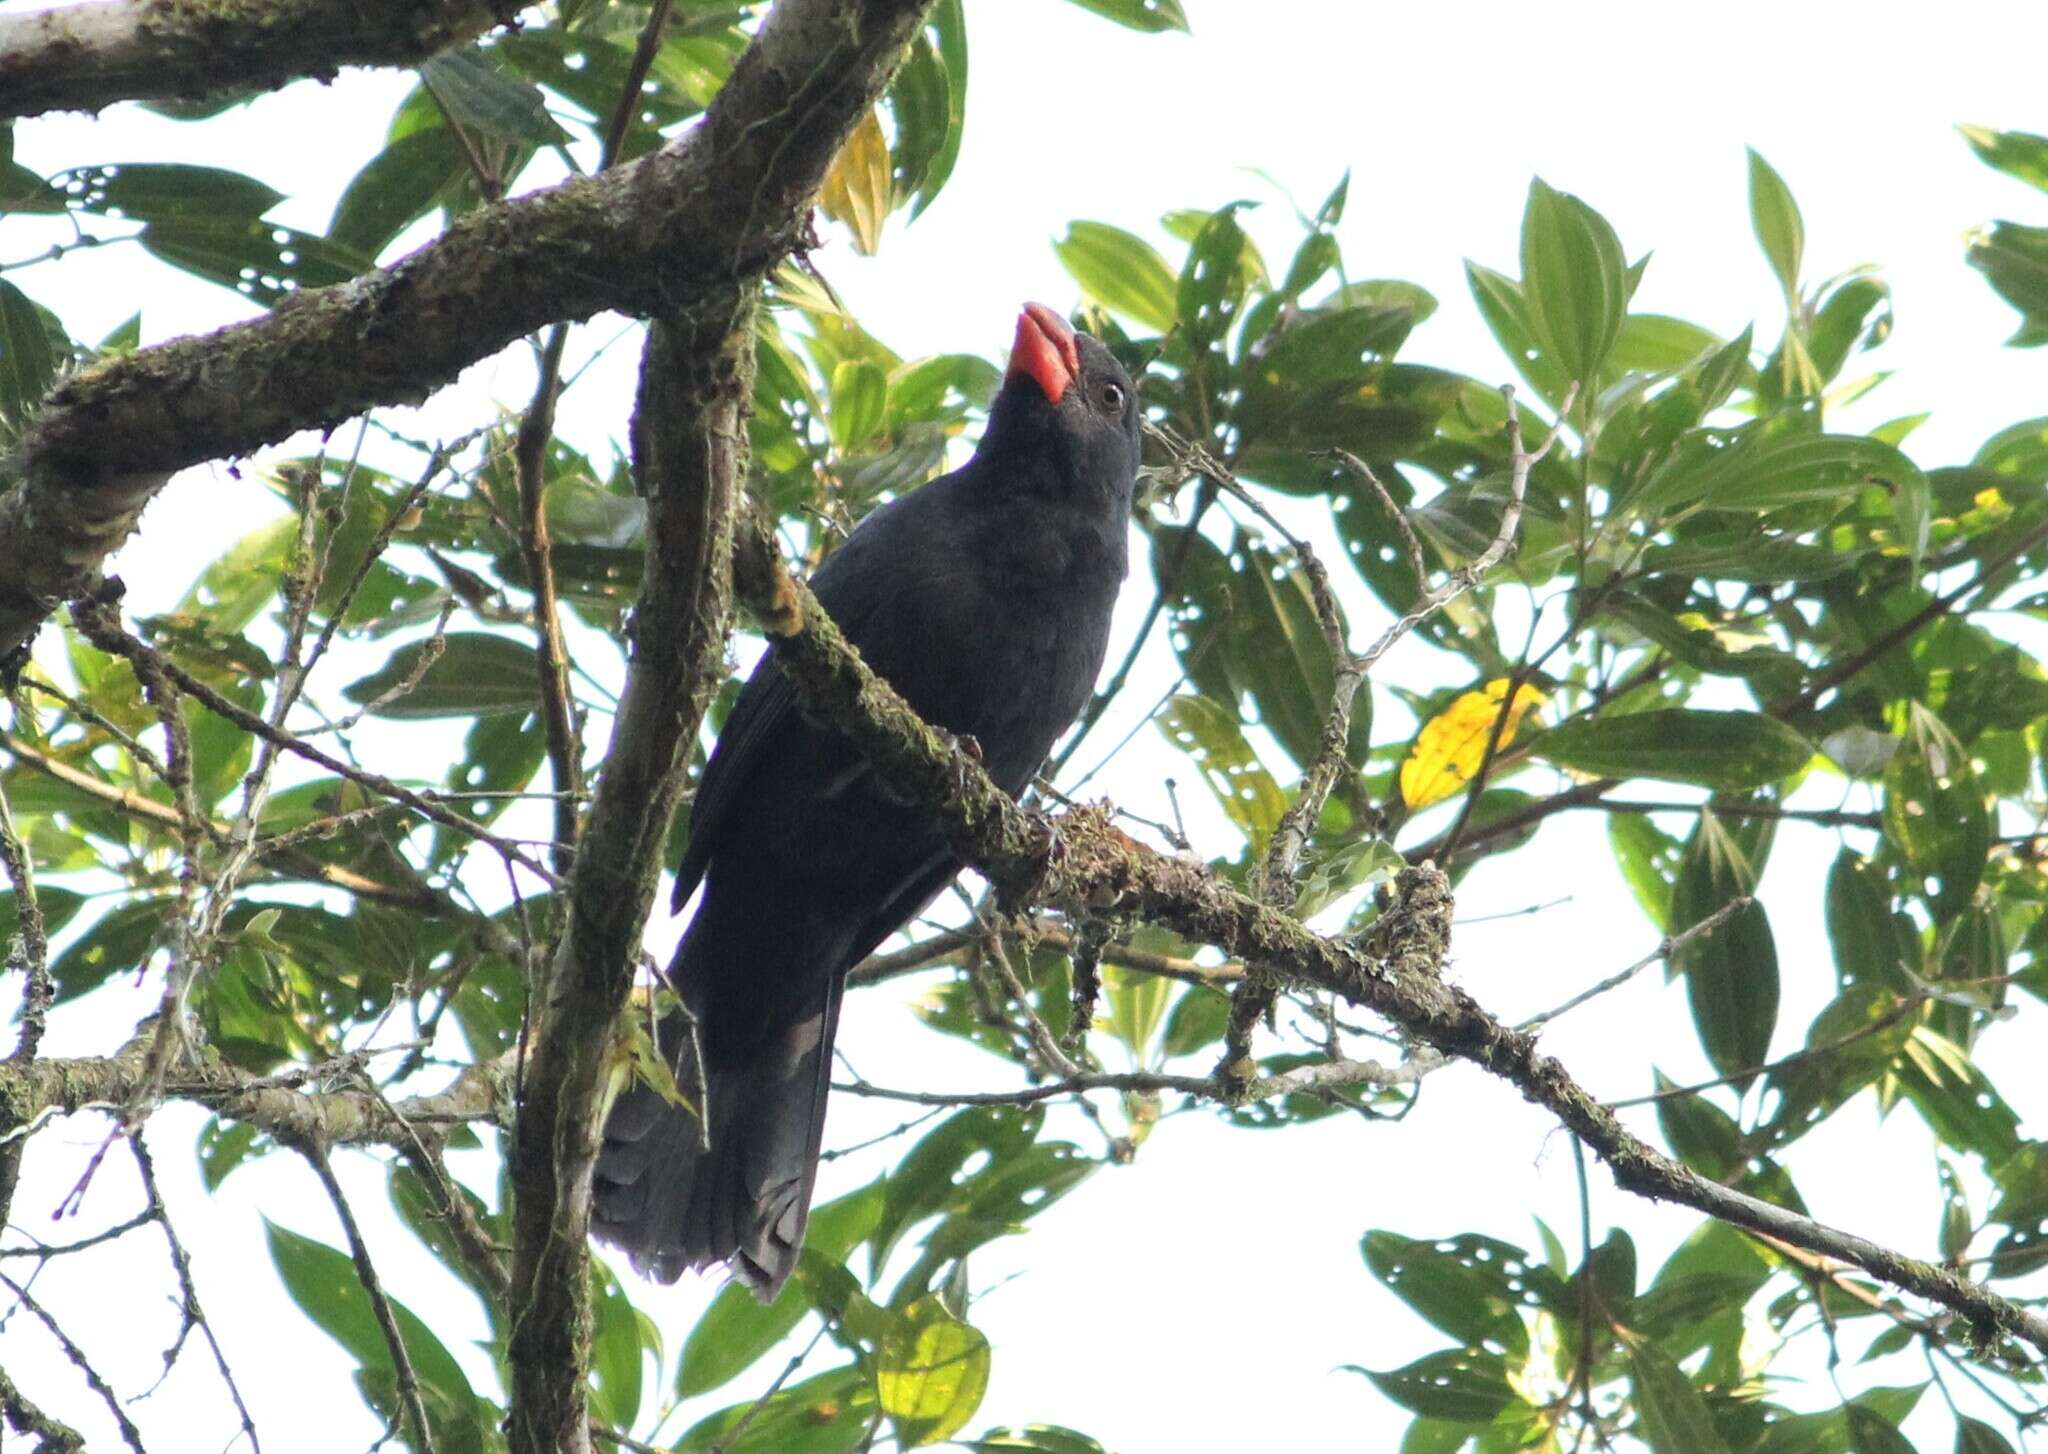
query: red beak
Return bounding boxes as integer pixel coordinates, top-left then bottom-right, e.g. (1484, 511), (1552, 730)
(1006, 302), (1080, 404)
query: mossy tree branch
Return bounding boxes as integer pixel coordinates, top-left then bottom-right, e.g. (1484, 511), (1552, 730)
(728, 518), (2048, 1359)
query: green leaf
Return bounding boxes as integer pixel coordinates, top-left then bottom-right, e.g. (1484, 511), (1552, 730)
(420, 47), (566, 145)
(677, 1364), (875, 1453)
(679, 1181), (884, 1397)
(870, 1107), (1043, 1272)
(878, 1295), (991, 1446)
(1535, 710), (1812, 791)
(1355, 1350), (1516, 1423)
(1672, 811), (1779, 1085)
(1177, 205), (1254, 355)
(829, 359), (889, 451)
(0, 278), (59, 421)
(1845, 1406), (1915, 1454)
(1632, 428), (1927, 520)
(1746, 149), (1804, 295)
(1824, 852), (1916, 994)
(1519, 179), (1628, 388)
(1960, 125), (2048, 194)
(1627, 1337), (1732, 1454)
(342, 633), (540, 719)
(1362, 1231), (1551, 1357)
(1609, 815), (1681, 931)
(195, 1118), (264, 1192)
(1398, 1420), (1470, 1454)
(266, 1221), (489, 1446)
(1060, 0), (1190, 32)
(906, 2), (967, 220)
(1159, 986), (1229, 1058)
(47, 162), (282, 222)
(1154, 694), (1286, 848)
(1054, 222), (1178, 332)
(1466, 259), (1570, 406)
(587, 1263), (644, 1428)
(1653, 1076), (1741, 1180)
(139, 217), (373, 307)
(967, 1428), (1108, 1454)
(328, 125), (473, 259)
(887, 31), (952, 211)
(1955, 1416), (2020, 1454)
(50, 898), (169, 1003)
(1882, 705), (1989, 916)
(1967, 222), (2048, 346)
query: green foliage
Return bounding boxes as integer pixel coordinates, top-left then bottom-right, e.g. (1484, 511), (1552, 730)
(8, 12), (2048, 1454)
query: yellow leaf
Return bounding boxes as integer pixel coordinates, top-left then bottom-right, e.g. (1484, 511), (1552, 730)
(876, 1296), (990, 1446)
(1399, 679), (1547, 809)
(818, 108), (891, 256)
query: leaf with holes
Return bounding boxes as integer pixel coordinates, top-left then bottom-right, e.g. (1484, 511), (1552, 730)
(1362, 1231), (1558, 1357)
(1351, 1349), (1518, 1423)
(140, 218), (372, 306)
(1154, 693), (1286, 847)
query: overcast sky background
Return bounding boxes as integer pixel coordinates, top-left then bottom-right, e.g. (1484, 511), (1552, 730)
(6, 1), (2048, 1449)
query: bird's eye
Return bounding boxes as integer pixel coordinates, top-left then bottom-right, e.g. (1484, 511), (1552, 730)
(1098, 381), (1126, 415)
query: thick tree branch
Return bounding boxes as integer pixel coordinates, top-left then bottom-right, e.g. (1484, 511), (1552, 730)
(0, 1041), (510, 1152)
(728, 521), (2048, 1358)
(0, 0), (938, 663)
(0, 0), (521, 120)
(503, 289), (752, 1454)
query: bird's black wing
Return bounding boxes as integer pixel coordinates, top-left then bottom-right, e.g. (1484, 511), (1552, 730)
(669, 510), (915, 913)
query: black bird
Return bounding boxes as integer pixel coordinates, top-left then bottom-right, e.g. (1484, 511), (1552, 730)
(593, 303), (1141, 1295)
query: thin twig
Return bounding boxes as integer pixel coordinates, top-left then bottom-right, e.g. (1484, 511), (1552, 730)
(298, 1143), (434, 1454)
(0, 1269), (147, 1453)
(1519, 895), (1753, 1032)
(1607, 992), (1922, 1110)
(70, 594), (562, 889)
(129, 1134), (262, 1451)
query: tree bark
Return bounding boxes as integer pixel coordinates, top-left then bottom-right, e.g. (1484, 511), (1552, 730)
(0, 0), (520, 119)
(502, 289), (753, 1454)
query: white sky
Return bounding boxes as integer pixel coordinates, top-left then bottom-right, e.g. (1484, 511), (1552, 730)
(6, 1), (2048, 1449)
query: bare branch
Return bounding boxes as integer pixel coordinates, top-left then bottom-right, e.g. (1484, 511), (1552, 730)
(129, 1134), (262, 1452)
(1519, 894), (1753, 1031)
(0, 1270), (147, 1453)
(0, 0), (520, 119)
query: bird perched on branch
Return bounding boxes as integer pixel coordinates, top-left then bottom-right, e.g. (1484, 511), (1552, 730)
(594, 303), (1142, 1296)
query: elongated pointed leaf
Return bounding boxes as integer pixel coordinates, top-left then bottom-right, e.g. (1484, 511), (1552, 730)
(1535, 710), (1812, 790)
(1054, 221), (1179, 331)
(1519, 179), (1627, 387)
(1747, 149), (1804, 295)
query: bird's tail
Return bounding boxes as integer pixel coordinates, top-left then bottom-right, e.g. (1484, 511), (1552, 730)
(592, 926), (845, 1299)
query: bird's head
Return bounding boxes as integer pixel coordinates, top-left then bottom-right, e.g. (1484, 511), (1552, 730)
(981, 302), (1141, 500)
